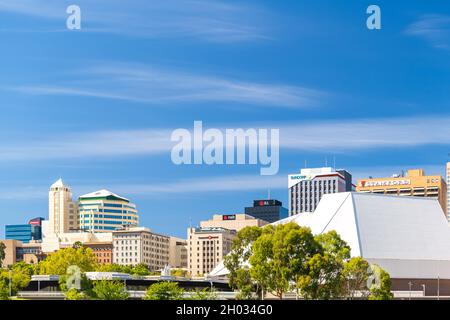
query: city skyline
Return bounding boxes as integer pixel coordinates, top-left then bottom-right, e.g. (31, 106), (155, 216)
(1, 1), (450, 239)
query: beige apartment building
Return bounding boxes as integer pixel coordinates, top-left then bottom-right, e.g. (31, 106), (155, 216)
(169, 237), (188, 269)
(0, 240), (45, 267)
(112, 227), (170, 271)
(0, 240), (21, 267)
(200, 214), (269, 232)
(187, 227), (236, 277)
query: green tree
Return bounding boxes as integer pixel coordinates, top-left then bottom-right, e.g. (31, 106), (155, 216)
(65, 288), (89, 300)
(72, 241), (84, 249)
(249, 223), (320, 299)
(38, 247), (98, 275)
(190, 288), (218, 300)
(12, 262), (34, 277)
(234, 268), (255, 300)
(315, 231), (351, 261)
(171, 269), (189, 278)
(296, 231), (352, 300)
(59, 272), (93, 297)
(0, 242), (6, 268)
(224, 226), (262, 298)
(131, 263), (150, 276)
(0, 281), (9, 300)
(297, 253), (344, 300)
(342, 257), (370, 299)
(0, 267), (31, 296)
(92, 280), (129, 300)
(96, 263), (133, 274)
(368, 265), (393, 300)
(143, 282), (184, 300)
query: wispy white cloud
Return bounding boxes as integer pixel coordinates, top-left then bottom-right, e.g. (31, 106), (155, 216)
(0, 129), (173, 161)
(8, 63), (324, 108)
(1, 115), (450, 163)
(103, 174), (287, 196)
(0, 162), (446, 200)
(0, 174), (286, 200)
(0, 0), (269, 43)
(280, 115), (450, 152)
(0, 186), (48, 200)
(405, 14), (450, 49)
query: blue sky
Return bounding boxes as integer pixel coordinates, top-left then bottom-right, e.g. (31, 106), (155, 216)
(0, 0), (450, 239)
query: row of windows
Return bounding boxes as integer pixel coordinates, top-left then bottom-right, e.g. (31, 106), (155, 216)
(81, 226), (123, 231)
(98, 259), (111, 263)
(295, 179), (337, 187)
(191, 252), (220, 257)
(81, 220), (133, 225)
(114, 258), (165, 265)
(80, 209), (137, 215)
(116, 246), (168, 253)
(94, 252), (111, 257)
(79, 202), (136, 209)
(190, 258), (220, 263)
(114, 236), (169, 244)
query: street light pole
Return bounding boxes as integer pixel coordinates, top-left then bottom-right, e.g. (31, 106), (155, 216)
(438, 276), (440, 300)
(9, 269), (12, 298)
(408, 282), (412, 300)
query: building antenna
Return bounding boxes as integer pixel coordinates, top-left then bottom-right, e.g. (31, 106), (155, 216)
(325, 157), (328, 167)
(333, 156), (336, 170)
(304, 159), (307, 168)
(267, 188), (271, 200)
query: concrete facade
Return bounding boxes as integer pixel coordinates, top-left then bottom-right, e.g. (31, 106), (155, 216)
(168, 237), (188, 269)
(112, 227), (170, 271)
(187, 227), (235, 277)
(200, 214), (268, 232)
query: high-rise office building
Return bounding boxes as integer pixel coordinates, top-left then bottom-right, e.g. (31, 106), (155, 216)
(357, 168), (447, 216)
(187, 227), (235, 276)
(28, 217), (44, 241)
(288, 167), (353, 215)
(48, 179), (78, 234)
(5, 225), (33, 243)
(244, 200), (288, 223)
(5, 217), (44, 243)
(112, 227), (169, 271)
(78, 190), (139, 232)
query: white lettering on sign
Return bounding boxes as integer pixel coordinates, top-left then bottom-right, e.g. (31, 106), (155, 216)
(360, 179), (411, 188)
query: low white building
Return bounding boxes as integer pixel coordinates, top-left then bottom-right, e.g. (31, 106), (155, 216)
(210, 192), (450, 294)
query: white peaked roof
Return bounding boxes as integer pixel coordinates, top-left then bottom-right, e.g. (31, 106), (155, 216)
(50, 178), (66, 188)
(210, 192), (450, 279)
(79, 189), (129, 202)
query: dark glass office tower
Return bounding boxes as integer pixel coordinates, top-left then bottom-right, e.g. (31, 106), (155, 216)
(244, 200), (288, 223)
